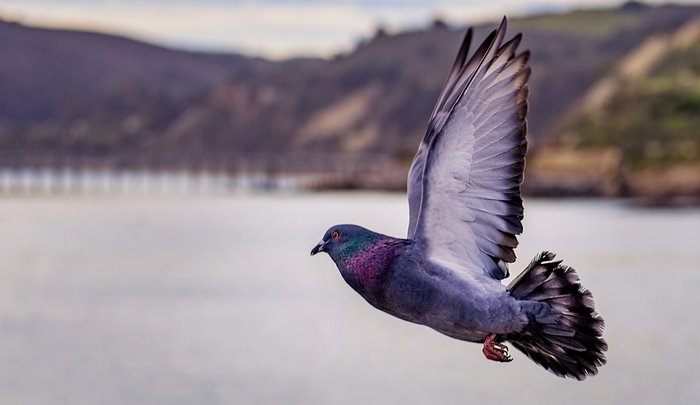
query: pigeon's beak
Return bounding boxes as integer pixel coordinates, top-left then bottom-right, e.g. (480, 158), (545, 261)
(310, 240), (325, 256)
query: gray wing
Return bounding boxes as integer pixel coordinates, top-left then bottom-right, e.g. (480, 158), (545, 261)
(406, 18), (530, 280)
(407, 28), (475, 237)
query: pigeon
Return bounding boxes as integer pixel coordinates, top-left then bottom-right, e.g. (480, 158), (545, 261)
(310, 17), (607, 380)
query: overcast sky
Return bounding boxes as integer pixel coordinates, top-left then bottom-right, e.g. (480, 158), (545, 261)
(1, 0), (697, 58)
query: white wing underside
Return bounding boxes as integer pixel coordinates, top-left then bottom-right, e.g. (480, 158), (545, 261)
(407, 18), (530, 281)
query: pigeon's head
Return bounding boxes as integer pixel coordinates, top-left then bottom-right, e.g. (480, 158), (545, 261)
(310, 224), (375, 262)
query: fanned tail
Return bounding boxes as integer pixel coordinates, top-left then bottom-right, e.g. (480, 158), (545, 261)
(506, 251), (607, 380)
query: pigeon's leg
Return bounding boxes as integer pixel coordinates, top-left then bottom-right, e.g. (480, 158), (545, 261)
(482, 334), (513, 362)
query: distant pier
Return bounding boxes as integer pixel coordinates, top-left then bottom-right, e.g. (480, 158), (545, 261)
(0, 153), (408, 195)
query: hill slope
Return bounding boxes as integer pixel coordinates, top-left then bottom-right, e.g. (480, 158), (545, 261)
(0, 3), (699, 176)
(529, 14), (700, 202)
(0, 18), (276, 163)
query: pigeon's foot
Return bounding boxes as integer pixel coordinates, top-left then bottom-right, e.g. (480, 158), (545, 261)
(482, 334), (512, 362)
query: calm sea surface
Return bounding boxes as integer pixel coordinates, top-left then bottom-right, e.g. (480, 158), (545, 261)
(0, 193), (698, 404)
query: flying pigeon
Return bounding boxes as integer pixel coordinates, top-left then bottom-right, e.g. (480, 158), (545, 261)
(310, 18), (607, 380)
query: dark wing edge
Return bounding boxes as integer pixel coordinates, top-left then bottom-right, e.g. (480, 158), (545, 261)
(406, 29), (474, 237)
(407, 19), (505, 238)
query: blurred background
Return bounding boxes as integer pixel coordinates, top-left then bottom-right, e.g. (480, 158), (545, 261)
(0, 1), (699, 404)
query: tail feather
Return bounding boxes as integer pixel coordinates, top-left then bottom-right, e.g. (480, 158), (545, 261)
(506, 251), (607, 380)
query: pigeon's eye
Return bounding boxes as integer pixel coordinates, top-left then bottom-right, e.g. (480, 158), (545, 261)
(331, 230), (341, 239)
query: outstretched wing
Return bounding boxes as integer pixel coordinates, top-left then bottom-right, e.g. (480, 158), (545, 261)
(406, 18), (530, 280)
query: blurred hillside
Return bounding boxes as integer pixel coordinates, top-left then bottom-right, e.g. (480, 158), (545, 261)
(527, 9), (700, 203)
(0, 2), (699, 199)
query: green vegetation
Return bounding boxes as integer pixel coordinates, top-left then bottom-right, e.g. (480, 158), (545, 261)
(514, 8), (644, 38)
(570, 38), (700, 170)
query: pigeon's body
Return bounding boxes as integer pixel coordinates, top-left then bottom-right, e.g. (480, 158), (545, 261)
(311, 18), (607, 380)
(334, 232), (527, 342)
(386, 248), (528, 342)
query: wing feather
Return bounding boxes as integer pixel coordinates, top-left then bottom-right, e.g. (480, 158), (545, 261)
(406, 18), (530, 280)
(408, 23), (504, 237)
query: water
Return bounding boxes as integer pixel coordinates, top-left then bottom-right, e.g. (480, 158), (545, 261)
(0, 194), (698, 404)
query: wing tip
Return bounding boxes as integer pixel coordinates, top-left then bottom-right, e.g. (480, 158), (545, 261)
(455, 27), (475, 69)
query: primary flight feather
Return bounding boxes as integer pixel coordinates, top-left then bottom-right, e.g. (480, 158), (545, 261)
(310, 17), (607, 380)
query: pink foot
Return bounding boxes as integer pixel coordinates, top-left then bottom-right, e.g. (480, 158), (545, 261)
(482, 334), (513, 362)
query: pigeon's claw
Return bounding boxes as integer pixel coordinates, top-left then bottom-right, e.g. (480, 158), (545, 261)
(482, 334), (513, 362)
